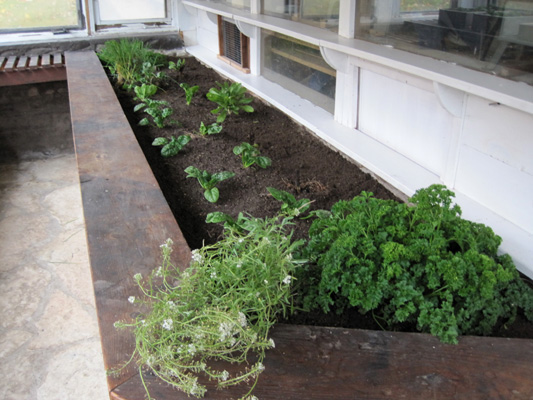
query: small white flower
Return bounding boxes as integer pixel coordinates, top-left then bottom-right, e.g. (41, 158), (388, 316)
(286, 253), (293, 261)
(128, 296), (135, 304)
(141, 319), (146, 326)
(264, 280), (268, 285)
(221, 370), (229, 381)
(155, 266), (163, 277)
(236, 263), (242, 268)
(133, 273), (142, 281)
(191, 249), (203, 264)
(268, 338), (275, 348)
(210, 271), (217, 279)
(160, 238), (173, 250)
(187, 343), (196, 355)
(167, 300), (176, 309)
(263, 237), (270, 244)
(282, 275), (292, 285)
(237, 312), (247, 327)
(257, 362), (265, 372)
(238, 238), (244, 243)
(162, 318), (173, 331)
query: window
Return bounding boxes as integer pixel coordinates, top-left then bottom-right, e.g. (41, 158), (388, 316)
(94, 0), (168, 25)
(262, 30), (336, 113)
(263, 0), (340, 33)
(0, 0), (82, 32)
(356, 0), (533, 86)
(218, 17), (250, 72)
(208, 0), (250, 10)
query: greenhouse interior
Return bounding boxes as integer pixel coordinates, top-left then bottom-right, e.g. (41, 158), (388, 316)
(1, 1), (532, 399)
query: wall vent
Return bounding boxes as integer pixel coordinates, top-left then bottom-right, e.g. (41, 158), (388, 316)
(218, 17), (250, 73)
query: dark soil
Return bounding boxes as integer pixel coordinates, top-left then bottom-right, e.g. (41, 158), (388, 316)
(111, 56), (533, 340)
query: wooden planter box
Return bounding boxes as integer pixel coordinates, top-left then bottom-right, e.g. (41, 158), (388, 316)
(65, 51), (533, 400)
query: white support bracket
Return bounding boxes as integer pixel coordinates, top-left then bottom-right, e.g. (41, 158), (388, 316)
(434, 82), (467, 188)
(235, 20), (256, 39)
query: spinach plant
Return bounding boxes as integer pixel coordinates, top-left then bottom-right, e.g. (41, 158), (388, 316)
(233, 142), (271, 169)
(169, 59), (185, 71)
(198, 122), (223, 136)
(134, 99), (176, 128)
(184, 166), (235, 203)
(299, 184), (533, 344)
(133, 83), (158, 101)
(267, 187), (311, 217)
(152, 135), (190, 157)
(179, 83), (199, 106)
(206, 82), (254, 123)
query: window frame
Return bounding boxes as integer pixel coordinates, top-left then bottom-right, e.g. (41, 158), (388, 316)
(93, 0), (172, 27)
(0, 0), (85, 34)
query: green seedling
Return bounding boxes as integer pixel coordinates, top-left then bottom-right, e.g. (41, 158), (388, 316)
(184, 166), (235, 203)
(233, 142), (271, 169)
(134, 98), (176, 128)
(179, 83), (200, 105)
(267, 187), (311, 217)
(152, 135), (190, 157)
(169, 59), (185, 71)
(206, 81), (254, 123)
(134, 83), (158, 101)
(198, 122), (223, 136)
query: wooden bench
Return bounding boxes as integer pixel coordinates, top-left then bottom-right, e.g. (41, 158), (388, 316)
(65, 50), (533, 400)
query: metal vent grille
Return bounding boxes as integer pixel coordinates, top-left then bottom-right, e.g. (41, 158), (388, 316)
(222, 20), (242, 65)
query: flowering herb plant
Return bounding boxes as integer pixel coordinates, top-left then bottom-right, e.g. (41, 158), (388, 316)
(113, 215), (304, 398)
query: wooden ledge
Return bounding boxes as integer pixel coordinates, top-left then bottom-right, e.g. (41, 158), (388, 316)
(65, 50), (533, 400)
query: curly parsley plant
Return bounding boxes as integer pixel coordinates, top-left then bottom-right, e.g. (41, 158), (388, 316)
(299, 184), (533, 344)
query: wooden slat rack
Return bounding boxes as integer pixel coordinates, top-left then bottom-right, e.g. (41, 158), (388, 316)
(0, 53), (66, 86)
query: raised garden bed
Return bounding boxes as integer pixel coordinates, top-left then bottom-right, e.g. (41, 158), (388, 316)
(66, 50), (533, 400)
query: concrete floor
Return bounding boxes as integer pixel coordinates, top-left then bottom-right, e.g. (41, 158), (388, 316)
(0, 153), (109, 399)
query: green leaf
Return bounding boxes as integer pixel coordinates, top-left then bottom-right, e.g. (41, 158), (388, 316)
(204, 187), (219, 203)
(139, 118), (150, 126)
(134, 103), (146, 112)
(161, 143), (179, 157)
(152, 137), (168, 146)
(241, 105), (254, 113)
(185, 166), (201, 178)
(255, 156), (272, 169)
(212, 171), (235, 182)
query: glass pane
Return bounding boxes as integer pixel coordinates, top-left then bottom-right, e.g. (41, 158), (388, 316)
(262, 29), (336, 113)
(98, 0), (166, 22)
(356, 0), (533, 86)
(0, 0), (79, 31)
(207, 0), (250, 10)
(263, 0), (340, 33)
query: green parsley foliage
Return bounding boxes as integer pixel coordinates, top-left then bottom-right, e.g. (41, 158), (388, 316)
(299, 184), (533, 344)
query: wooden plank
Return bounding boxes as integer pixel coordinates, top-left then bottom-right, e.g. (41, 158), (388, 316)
(29, 55), (40, 68)
(41, 54), (52, 67)
(4, 56), (18, 71)
(0, 68), (67, 87)
(19, 56), (30, 69)
(65, 51), (192, 392)
(52, 53), (63, 66)
(111, 324), (533, 399)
